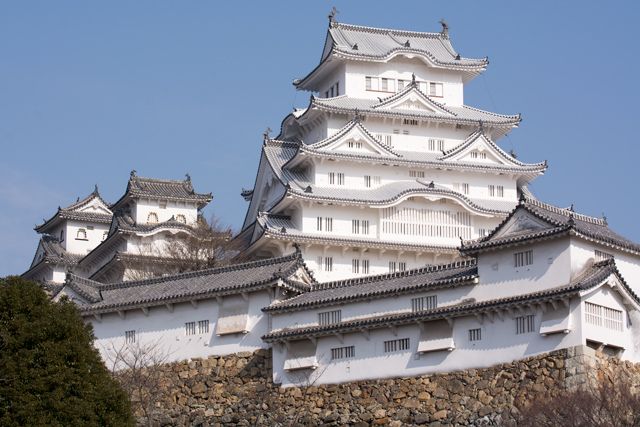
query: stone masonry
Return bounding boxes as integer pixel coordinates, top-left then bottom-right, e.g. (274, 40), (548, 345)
(131, 346), (640, 427)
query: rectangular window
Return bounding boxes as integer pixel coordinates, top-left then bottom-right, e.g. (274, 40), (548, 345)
(428, 139), (444, 151)
(325, 217), (333, 232)
(398, 262), (406, 271)
(335, 82), (339, 96)
(381, 78), (388, 91)
(515, 315), (535, 334)
(318, 310), (342, 325)
(429, 82), (443, 97)
(514, 250), (533, 267)
(352, 259), (360, 274)
(402, 129), (410, 135)
(595, 250), (613, 262)
(385, 135), (392, 145)
(454, 182), (470, 195)
(471, 152), (487, 159)
(185, 322), (196, 336)
(403, 119), (418, 126)
(317, 216), (323, 231)
(397, 79), (406, 91)
(469, 328), (482, 341)
(478, 228), (487, 238)
(411, 295), (437, 312)
(325, 90), (329, 98)
(330, 87), (334, 97)
(198, 320), (209, 334)
(125, 330), (136, 344)
(497, 186), (504, 197)
(331, 346), (355, 360)
(366, 76), (372, 90)
(393, 129), (400, 135)
(352, 219), (360, 234)
(389, 261), (397, 273)
(337, 173), (345, 185)
(325, 257), (333, 271)
(362, 259), (370, 274)
(384, 338), (410, 353)
(329, 172), (335, 185)
(409, 170), (425, 178)
(362, 220), (369, 235)
(364, 175), (371, 187)
(585, 302), (623, 331)
(328, 172), (344, 185)
(488, 185), (495, 197)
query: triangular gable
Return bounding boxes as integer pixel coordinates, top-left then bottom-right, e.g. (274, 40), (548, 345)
(372, 85), (452, 115)
(30, 240), (48, 268)
(74, 197), (112, 216)
(491, 208), (556, 240)
(440, 130), (518, 166)
(307, 119), (400, 157)
(579, 269), (640, 312)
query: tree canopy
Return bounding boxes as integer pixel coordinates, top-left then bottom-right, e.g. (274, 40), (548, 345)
(0, 276), (134, 427)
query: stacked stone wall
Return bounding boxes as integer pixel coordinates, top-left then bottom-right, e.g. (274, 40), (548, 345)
(134, 347), (639, 426)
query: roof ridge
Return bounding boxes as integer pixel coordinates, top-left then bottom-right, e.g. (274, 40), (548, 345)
(311, 258), (477, 291)
(525, 198), (606, 226)
(333, 22), (444, 40)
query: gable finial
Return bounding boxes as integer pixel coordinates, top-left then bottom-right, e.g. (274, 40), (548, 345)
(93, 184), (99, 194)
(263, 127), (273, 141)
(404, 40), (411, 48)
(354, 108), (360, 122)
(509, 149), (517, 159)
(328, 7), (339, 24)
(602, 213), (607, 225)
(130, 170), (136, 179)
(411, 73), (416, 86)
(478, 120), (484, 132)
(438, 19), (450, 35)
(568, 204), (574, 212)
(185, 173), (191, 182)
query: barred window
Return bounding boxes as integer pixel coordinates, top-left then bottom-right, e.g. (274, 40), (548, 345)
(185, 322), (196, 335)
(469, 328), (481, 341)
(398, 262), (406, 271)
(362, 220), (369, 234)
(331, 346), (355, 360)
(362, 260), (370, 274)
(147, 212), (159, 223)
(198, 320), (209, 334)
(478, 228), (487, 238)
(384, 338), (410, 353)
(585, 302), (623, 331)
(318, 310), (342, 325)
(403, 119), (418, 126)
(411, 295), (437, 312)
(515, 315), (535, 334)
(409, 170), (425, 178)
(317, 257), (333, 272)
(352, 259), (360, 274)
(428, 139), (444, 151)
(454, 182), (470, 195)
(317, 216), (322, 231)
(594, 250), (613, 262)
(488, 185), (495, 197)
(497, 186), (504, 197)
(125, 330), (136, 344)
(352, 220), (360, 234)
(389, 261), (397, 273)
(325, 217), (333, 232)
(515, 250), (533, 267)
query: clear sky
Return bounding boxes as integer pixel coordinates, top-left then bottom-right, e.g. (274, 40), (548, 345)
(1, 1), (639, 276)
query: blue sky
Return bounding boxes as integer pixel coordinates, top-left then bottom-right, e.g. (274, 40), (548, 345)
(1, 1), (638, 276)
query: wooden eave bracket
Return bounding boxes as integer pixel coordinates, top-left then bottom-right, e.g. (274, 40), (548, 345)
(93, 313), (102, 323)
(474, 313), (484, 325)
(335, 332), (344, 344)
(359, 328), (370, 341)
(117, 310), (126, 320)
(141, 306), (150, 316)
(166, 302), (174, 313)
(389, 324), (398, 336)
(445, 316), (453, 327)
(191, 300), (198, 309)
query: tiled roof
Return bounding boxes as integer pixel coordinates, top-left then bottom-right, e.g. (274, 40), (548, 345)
(295, 21), (488, 90)
(112, 172), (212, 210)
(35, 186), (113, 233)
(256, 212), (460, 254)
(461, 198), (640, 255)
(33, 235), (83, 267)
(73, 250), (316, 314)
(309, 92), (520, 128)
(110, 209), (193, 234)
(263, 259), (478, 313)
(262, 259), (637, 342)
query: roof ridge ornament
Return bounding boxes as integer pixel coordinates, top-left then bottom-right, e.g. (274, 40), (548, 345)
(263, 127), (273, 142)
(328, 7), (339, 24)
(130, 170), (136, 179)
(185, 173), (191, 182)
(354, 109), (360, 123)
(509, 149), (517, 159)
(411, 73), (416, 86)
(438, 18), (450, 36)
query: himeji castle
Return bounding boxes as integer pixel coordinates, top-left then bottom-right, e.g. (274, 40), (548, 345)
(239, 16), (547, 282)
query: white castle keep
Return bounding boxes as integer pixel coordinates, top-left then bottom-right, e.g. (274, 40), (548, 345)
(32, 15), (640, 387)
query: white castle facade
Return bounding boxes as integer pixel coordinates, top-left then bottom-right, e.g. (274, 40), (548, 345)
(238, 17), (547, 282)
(32, 15), (640, 387)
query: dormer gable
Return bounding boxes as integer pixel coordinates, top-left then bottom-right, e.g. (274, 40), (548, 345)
(305, 117), (400, 158)
(440, 128), (527, 167)
(491, 209), (555, 240)
(372, 84), (453, 115)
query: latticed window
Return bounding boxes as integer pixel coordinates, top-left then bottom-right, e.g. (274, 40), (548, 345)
(515, 250), (533, 267)
(389, 261), (397, 273)
(317, 257), (333, 272)
(399, 262), (406, 271)
(411, 295), (437, 312)
(381, 207), (472, 240)
(318, 310), (341, 325)
(198, 320), (209, 334)
(185, 322), (196, 335)
(125, 330), (136, 344)
(325, 218), (333, 232)
(352, 259), (360, 274)
(497, 186), (504, 197)
(409, 170), (425, 178)
(428, 138), (444, 151)
(585, 302), (623, 331)
(147, 212), (159, 223)
(516, 315), (535, 334)
(469, 328), (482, 341)
(594, 250), (613, 262)
(362, 260), (370, 274)
(384, 338), (410, 353)
(331, 346), (355, 360)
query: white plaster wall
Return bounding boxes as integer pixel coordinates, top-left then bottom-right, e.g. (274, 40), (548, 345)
(134, 199), (198, 225)
(89, 290), (273, 364)
(473, 239), (572, 301)
(64, 220), (111, 255)
(272, 301), (582, 387)
(344, 59), (464, 105)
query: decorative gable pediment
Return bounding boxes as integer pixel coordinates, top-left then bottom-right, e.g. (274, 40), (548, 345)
(77, 200), (112, 216)
(492, 209), (554, 239)
(374, 87), (451, 115)
(308, 120), (400, 158)
(441, 131), (516, 167)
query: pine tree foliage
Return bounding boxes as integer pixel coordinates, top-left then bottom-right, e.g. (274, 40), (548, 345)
(0, 276), (134, 427)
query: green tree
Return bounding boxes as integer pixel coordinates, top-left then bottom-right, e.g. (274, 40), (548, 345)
(0, 276), (134, 427)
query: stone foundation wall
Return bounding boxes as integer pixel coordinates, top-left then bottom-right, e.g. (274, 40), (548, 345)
(134, 347), (639, 427)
